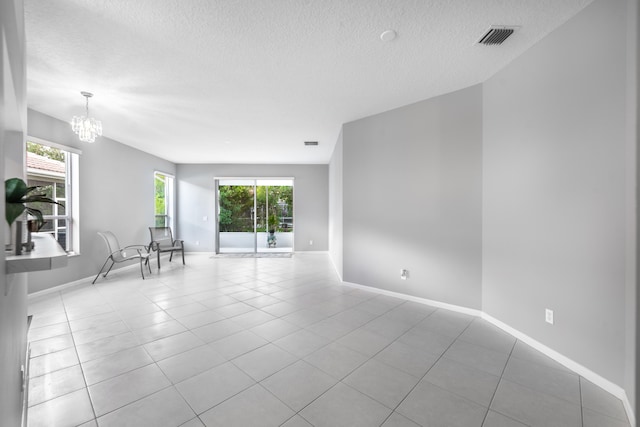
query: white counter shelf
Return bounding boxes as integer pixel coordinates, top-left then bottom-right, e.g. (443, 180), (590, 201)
(6, 233), (68, 274)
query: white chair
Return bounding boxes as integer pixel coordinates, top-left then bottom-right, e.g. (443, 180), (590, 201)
(92, 231), (151, 284)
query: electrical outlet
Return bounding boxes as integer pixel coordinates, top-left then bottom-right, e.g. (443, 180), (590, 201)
(309, 240), (313, 245)
(195, 241), (199, 246)
(21, 364), (25, 391)
(545, 309), (554, 325)
(400, 269), (409, 280)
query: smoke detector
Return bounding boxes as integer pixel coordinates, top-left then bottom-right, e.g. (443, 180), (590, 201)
(477, 26), (518, 45)
(380, 30), (397, 42)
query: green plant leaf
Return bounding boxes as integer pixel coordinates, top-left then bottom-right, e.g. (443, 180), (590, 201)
(23, 194), (59, 205)
(5, 178), (63, 226)
(5, 178), (28, 203)
(6, 203), (26, 225)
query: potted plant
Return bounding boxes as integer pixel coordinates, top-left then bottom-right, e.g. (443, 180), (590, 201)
(267, 213), (278, 247)
(267, 213), (278, 234)
(5, 178), (61, 253)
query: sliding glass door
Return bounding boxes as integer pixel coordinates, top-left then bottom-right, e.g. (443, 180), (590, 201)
(216, 178), (293, 253)
(217, 180), (256, 253)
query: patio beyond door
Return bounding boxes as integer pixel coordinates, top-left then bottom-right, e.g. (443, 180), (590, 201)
(216, 178), (293, 253)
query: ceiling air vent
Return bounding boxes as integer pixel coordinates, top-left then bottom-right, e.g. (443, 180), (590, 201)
(477, 26), (516, 45)
(304, 141), (318, 146)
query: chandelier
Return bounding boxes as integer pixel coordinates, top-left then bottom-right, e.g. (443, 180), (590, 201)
(71, 91), (102, 143)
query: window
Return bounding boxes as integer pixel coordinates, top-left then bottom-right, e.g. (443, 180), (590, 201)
(154, 172), (174, 229)
(26, 138), (80, 253)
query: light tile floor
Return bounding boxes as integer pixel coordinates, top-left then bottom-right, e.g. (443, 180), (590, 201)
(26, 253), (631, 427)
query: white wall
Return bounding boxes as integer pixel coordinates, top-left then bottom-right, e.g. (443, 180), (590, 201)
(1, 0), (28, 424)
(328, 130), (343, 277)
(176, 163), (328, 252)
(26, 109), (176, 293)
(329, 0), (637, 410)
(341, 85), (483, 310)
(483, 0), (628, 388)
(628, 0), (639, 415)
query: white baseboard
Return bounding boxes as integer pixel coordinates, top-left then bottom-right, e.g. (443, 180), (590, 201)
(329, 254), (343, 282)
(26, 255), (636, 426)
(482, 313), (635, 427)
(28, 262), (142, 299)
(29, 275), (92, 299)
(624, 395), (637, 427)
(340, 280), (482, 317)
(338, 279), (635, 427)
(200, 251), (328, 255)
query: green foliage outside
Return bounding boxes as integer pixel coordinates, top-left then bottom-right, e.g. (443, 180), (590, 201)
(155, 174), (166, 226)
(256, 186), (292, 232)
(218, 185), (254, 232)
(27, 141), (65, 161)
(219, 185), (293, 232)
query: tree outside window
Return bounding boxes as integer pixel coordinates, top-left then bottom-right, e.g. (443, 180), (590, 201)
(154, 172), (174, 228)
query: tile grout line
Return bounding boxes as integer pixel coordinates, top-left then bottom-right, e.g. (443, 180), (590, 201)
(61, 288), (99, 425)
(579, 376), (584, 427)
(27, 255), (630, 427)
(490, 344), (589, 424)
(65, 277), (187, 424)
(241, 292), (410, 425)
(119, 270), (229, 427)
(478, 337), (518, 426)
(376, 311), (477, 426)
(157, 276), (344, 425)
(281, 297), (467, 425)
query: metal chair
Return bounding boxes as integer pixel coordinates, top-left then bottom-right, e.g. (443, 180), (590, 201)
(92, 231), (151, 284)
(148, 226), (185, 269)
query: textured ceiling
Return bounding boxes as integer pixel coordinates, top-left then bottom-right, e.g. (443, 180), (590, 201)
(25, 0), (593, 164)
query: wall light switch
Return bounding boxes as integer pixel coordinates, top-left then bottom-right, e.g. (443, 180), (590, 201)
(309, 240), (313, 246)
(202, 216), (208, 221)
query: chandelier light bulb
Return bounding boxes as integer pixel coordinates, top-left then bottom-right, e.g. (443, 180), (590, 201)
(71, 91), (102, 143)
